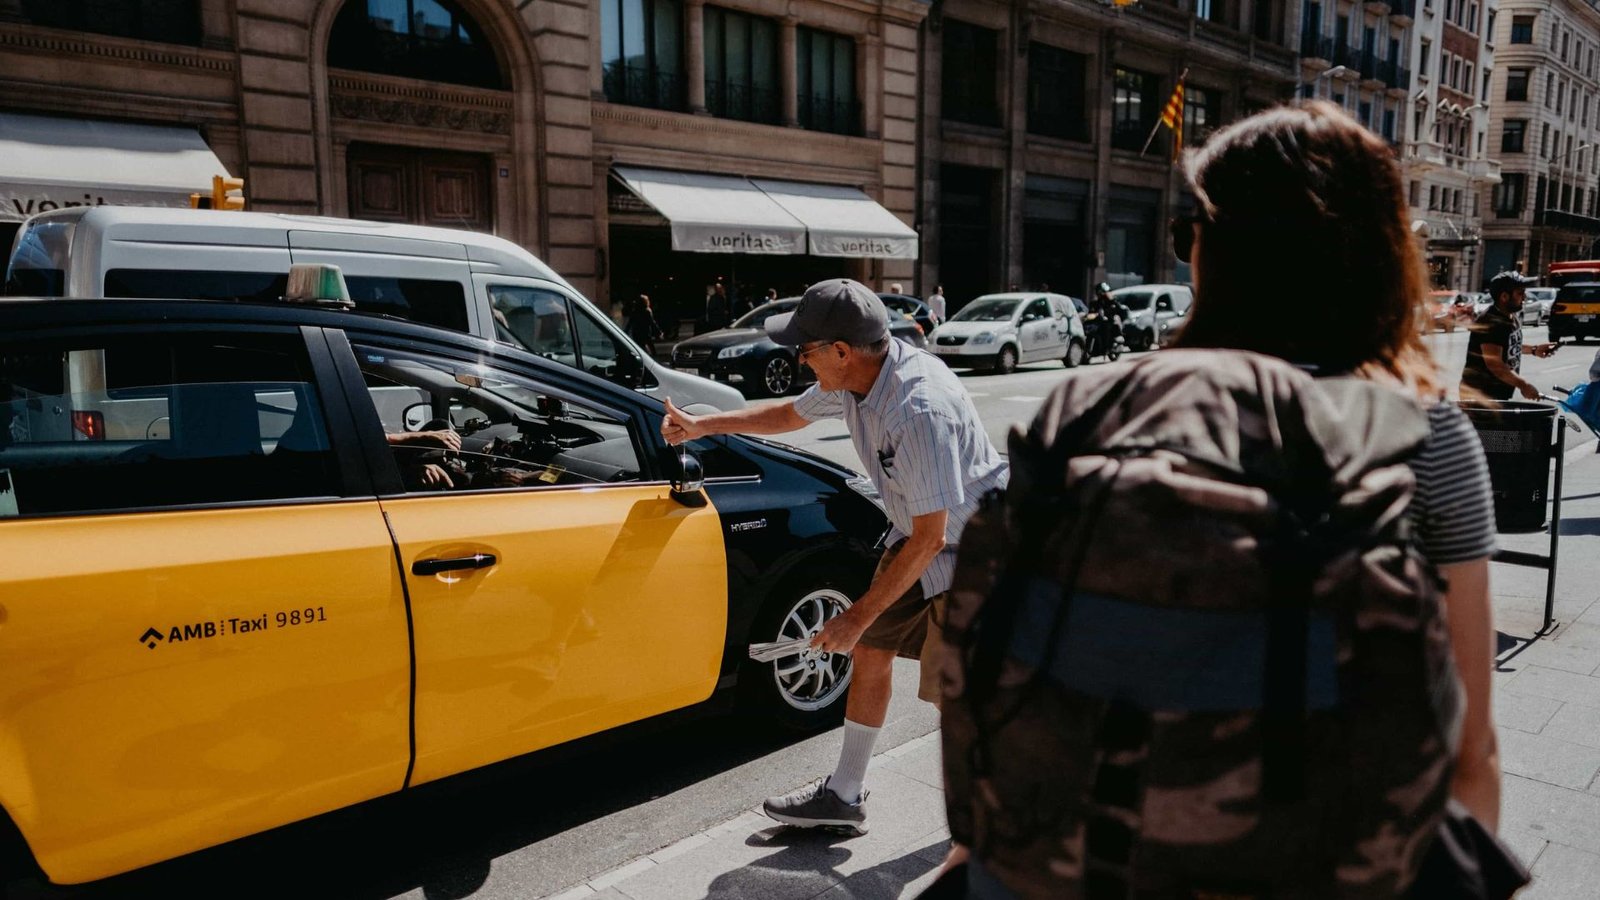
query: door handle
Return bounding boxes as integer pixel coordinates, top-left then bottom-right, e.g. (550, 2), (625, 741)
(412, 553), (497, 576)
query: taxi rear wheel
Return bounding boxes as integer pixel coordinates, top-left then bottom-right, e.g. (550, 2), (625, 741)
(742, 569), (866, 730)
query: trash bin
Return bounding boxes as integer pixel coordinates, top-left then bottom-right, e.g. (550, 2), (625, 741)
(1458, 400), (1558, 533)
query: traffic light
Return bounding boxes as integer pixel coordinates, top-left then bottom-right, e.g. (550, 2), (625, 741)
(211, 175), (245, 211)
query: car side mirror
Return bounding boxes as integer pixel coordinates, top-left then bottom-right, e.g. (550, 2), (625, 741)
(670, 447), (707, 507)
(402, 402), (431, 432)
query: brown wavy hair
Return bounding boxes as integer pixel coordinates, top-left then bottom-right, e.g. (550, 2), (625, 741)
(1173, 101), (1438, 398)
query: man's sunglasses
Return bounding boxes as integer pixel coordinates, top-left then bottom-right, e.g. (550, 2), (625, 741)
(1170, 214), (1204, 264)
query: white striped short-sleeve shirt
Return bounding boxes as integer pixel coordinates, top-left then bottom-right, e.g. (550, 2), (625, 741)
(793, 338), (1009, 596)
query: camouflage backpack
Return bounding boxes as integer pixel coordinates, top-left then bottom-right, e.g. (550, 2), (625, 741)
(939, 350), (1462, 900)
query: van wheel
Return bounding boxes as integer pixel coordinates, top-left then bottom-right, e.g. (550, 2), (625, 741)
(740, 568), (867, 730)
(994, 345), (1018, 374)
(1063, 339), (1087, 369)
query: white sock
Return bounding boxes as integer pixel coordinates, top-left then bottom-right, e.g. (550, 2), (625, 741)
(828, 719), (880, 804)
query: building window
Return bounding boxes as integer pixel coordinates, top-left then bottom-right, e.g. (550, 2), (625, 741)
(942, 20), (1000, 128)
(1502, 119), (1526, 153)
(1419, 40), (1432, 79)
(1183, 86), (1218, 146)
(599, 0), (684, 109)
(1027, 43), (1089, 142)
(1543, 122), (1551, 158)
(1510, 15), (1534, 43)
(1429, 184), (1439, 210)
(1548, 73), (1556, 109)
(1495, 172), (1526, 216)
(704, 7), (780, 125)
(1111, 67), (1161, 152)
(1196, 0), (1230, 25)
(796, 27), (857, 136)
(329, 0), (503, 89)
(1383, 109), (1396, 141)
(1563, 30), (1571, 61)
(1359, 100), (1373, 129)
(1410, 180), (1421, 207)
(16, 0), (200, 45)
(1487, 10), (1497, 44)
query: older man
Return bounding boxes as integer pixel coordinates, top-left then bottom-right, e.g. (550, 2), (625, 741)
(661, 278), (1006, 832)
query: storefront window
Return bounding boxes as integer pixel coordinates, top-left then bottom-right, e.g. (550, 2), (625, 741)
(19, 0), (200, 46)
(601, 0), (685, 111)
(1027, 44), (1088, 142)
(797, 27), (858, 136)
(705, 7), (780, 125)
(1106, 186), (1159, 289)
(329, 0), (504, 89)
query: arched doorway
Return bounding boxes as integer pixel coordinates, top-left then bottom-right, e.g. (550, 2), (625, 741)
(315, 0), (542, 247)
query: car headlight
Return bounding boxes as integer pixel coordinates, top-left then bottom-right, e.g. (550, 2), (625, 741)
(971, 332), (996, 344)
(846, 475), (884, 510)
(718, 344), (755, 359)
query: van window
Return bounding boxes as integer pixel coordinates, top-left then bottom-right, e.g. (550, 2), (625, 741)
(573, 306), (656, 388)
(0, 333), (340, 516)
(105, 269), (287, 302)
(4, 218), (73, 297)
(344, 277), (468, 332)
(489, 285), (577, 366)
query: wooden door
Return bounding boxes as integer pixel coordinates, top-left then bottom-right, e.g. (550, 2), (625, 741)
(348, 144), (492, 232)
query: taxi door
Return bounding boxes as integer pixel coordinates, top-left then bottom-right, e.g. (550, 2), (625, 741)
(0, 327), (411, 884)
(332, 335), (728, 785)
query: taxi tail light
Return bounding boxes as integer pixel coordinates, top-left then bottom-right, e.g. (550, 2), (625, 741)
(73, 410), (105, 441)
(1554, 303), (1568, 313)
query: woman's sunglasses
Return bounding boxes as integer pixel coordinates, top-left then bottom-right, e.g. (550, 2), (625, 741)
(1170, 215), (1204, 264)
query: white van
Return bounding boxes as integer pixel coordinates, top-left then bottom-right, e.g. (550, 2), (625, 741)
(2, 207), (744, 412)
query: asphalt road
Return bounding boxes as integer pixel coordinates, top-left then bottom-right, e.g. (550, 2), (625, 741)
(15, 323), (1595, 900)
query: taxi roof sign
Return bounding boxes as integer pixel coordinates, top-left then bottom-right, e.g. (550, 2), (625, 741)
(283, 263), (354, 308)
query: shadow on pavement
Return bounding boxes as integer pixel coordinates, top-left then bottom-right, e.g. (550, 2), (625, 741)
(10, 704), (816, 900)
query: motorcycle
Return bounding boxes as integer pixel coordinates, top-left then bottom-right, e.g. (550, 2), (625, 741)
(1082, 312), (1128, 362)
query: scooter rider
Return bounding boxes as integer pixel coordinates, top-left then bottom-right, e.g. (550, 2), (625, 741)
(1086, 282), (1129, 358)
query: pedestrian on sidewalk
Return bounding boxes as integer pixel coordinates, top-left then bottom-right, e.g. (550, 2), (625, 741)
(661, 278), (1007, 834)
(937, 101), (1509, 898)
(1461, 270), (1559, 402)
(928, 285), (946, 326)
(627, 294), (662, 357)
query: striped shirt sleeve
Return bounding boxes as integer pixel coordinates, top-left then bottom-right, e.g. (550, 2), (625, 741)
(792, 384), (846, 422)
(894, 409), (969, 517)
(1411, 402), (1497, 564)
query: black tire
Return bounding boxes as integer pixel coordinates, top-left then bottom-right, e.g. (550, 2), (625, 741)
(1063, 339), (1087, 368)
(757, 353), (797, 397)
(1106, 341), (1123, 362)
(994, 344), (1018, 374)
(740, 566), (868, 730)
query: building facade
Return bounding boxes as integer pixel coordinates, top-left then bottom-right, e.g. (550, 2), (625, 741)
(0, 0), (926, 317)
(1396, 0), (1500, 292)
(917, 0), (1298, 308)
(1481, 0), (1600, 281)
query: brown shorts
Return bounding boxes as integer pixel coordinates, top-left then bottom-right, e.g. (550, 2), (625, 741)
(858, 542), (948, 704)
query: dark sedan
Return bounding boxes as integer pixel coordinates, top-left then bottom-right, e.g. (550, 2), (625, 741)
(670, 298), (928, 397)
(879, 293), (936, 336)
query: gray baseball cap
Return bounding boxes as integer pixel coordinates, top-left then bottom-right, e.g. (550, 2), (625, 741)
(765, 278), (890, 347)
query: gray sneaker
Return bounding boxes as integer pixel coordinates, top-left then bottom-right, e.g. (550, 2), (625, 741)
(762, 777), (868, 832)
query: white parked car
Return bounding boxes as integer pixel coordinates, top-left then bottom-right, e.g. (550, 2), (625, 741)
(928, 292), (1087, 373)
(1109, 284), (1193, 350)
(1523, 287), (1555, 325)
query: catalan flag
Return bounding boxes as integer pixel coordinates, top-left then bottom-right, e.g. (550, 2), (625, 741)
(1159, 74), (1186, 159)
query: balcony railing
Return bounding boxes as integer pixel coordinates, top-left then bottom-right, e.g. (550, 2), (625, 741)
(705, 80), (782, 126)
(1469, 159), (1504, 183)
(602, 62), (686, 113)
(798, 93), (862, 137)
(1390, 64), (1411, 90)
(1301, 34), (1334, 62)
(1408, 140), (1448, 167)
(1359, 52), (1379, 81)
(1538, 209), (1600, 234)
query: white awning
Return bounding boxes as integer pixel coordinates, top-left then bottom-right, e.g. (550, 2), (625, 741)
(613, 166), (805, 255)
(0, 112), (231, 222)
(751, 178), (919, 259)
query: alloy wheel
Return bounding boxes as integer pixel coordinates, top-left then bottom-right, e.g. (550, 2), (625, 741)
(768, 588), (853, 712)
(764, 355), (795, 395)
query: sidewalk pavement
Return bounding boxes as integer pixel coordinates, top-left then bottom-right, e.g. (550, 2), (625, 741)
(546, 447), (1600, 900)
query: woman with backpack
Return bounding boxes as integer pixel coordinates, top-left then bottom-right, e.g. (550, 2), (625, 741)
(936, 102), (1514, 899)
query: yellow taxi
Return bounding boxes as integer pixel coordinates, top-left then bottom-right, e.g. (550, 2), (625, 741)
(0, 294), (886, 886)
(1549, 281), (1600, 342)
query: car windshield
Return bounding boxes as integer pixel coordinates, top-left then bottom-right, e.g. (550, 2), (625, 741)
(1114, 290), (1154, 310)
(952, 299), (1019, 322)
(731, 301), (796, 329)
(1560, 286), (1600, 303)
(883, 296), (914, 313)
(1527, 289), (1556, 301)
